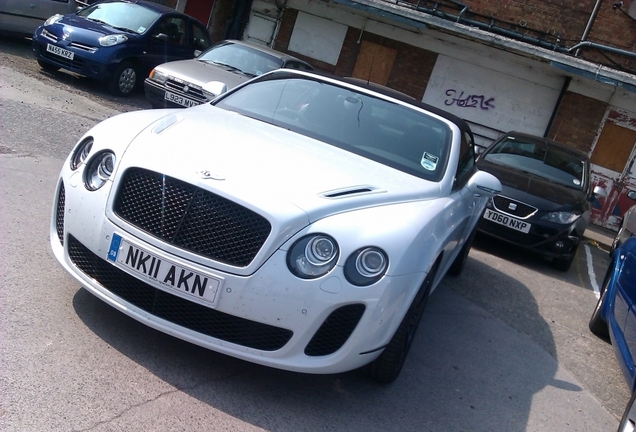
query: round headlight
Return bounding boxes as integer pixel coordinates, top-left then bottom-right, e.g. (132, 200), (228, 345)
(306, 236), (337, 266)
(99, 34), (128, 47)
(356, 248), (387, 277)
(85, 151), (115, 191)
(287, 234), (339, 279)
(70, 138), (93, 170)
(345, 247), (388, 286)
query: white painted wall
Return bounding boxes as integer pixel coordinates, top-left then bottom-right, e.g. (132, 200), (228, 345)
(423, 55), (563, 145)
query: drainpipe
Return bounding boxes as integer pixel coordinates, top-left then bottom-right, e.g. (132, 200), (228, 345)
(544, 77), (571, 138)
(568, 41), (636, 58)
(576, 0), (603, 56)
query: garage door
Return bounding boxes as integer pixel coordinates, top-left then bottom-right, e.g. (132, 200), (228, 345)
(422, 55), (564, 149)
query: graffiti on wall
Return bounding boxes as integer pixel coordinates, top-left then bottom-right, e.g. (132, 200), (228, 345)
(444, 89), (495, 110)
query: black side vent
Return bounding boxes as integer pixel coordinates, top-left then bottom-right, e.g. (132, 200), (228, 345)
(304, 304), (366, 356)
(56, 182), (66, 245)
(321, 185), (382, 199)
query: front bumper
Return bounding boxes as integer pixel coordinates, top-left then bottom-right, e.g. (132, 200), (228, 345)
(51, 175), (424, 374)
(32, 32), (112, 80)
(477, 216), (581, 259)
(144, 78), (207, 109)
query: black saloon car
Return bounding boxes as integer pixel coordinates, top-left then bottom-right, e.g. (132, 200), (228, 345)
(476, 131), (606, 271)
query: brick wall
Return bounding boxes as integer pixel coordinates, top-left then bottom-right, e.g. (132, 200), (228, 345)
(396, 0), (636, 72)
(547, 91), (608, 152)
(273, 5), (615, 153)
(275, 9), (436, 99)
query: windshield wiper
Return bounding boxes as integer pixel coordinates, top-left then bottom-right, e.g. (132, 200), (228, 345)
(109, 25), (136, 33)
(87, 18), (108, 25)
(207, 61), (242, 73)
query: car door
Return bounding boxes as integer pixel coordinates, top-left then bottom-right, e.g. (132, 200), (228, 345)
(143, 15), (195, 72)
(440, 131), (480, 273)
(617, 248), (636, 388)
(189, 19), (211, 55)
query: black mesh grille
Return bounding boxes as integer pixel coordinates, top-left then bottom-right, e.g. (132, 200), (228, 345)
(492, 195), (536, 218)
(67, 235), (293, 351)
(56, 182), (66, 245)
(304, 304), (366, 356)
(113, 168), (271, 267)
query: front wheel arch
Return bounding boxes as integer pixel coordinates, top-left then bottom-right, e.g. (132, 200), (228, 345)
(366, 257), (442, 383)
(108, 60), (140, 96)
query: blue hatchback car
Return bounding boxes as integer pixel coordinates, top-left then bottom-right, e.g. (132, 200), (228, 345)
(589, 236), (636, 430)
(32, 0), (211, 96)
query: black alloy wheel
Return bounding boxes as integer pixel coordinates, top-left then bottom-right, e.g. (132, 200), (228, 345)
(366, 260), (439, 383)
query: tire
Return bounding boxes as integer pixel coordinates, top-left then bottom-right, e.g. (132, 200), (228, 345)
(589, 265), (612, 337)
(108, 61), (138, 96)
(37, 59), (59, 73)
(552, 245), (578, 272)
(367, 261), (438, 383)
(448, 227), (477, 276)
(618, 390), (636, 432)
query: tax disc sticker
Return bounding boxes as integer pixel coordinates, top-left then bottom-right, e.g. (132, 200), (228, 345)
(421, 152), (439, 171)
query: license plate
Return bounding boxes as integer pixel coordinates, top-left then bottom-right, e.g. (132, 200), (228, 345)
(483, 209), (531, 233)
(107, 234), (221, 305)
(164, 90), (197, 108)
(46, 43), (74, 60)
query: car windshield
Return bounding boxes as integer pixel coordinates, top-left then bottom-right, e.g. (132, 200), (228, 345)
(214, 75), (452, 181)
(77, 2), (159, 34)
(483, 136), (586, 190)
(198, 43), (284, 78)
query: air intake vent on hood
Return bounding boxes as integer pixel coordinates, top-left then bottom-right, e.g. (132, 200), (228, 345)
(320, 185), (384, 199)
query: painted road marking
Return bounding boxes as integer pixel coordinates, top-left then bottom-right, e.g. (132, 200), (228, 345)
(584, 244), (600, 299)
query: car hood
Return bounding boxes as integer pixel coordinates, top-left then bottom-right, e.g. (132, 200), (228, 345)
(477, 158), (587, 210)
(116, 105), (442, 227)
(49, 14), (129, 42)
(155, 59), (250, 89)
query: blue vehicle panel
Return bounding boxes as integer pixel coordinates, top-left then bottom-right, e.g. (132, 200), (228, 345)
(589, 236), (636, 430)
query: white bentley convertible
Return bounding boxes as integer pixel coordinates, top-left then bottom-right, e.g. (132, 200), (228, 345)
(51, 70), (501, 383)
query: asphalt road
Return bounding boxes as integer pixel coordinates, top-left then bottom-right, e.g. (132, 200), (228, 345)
(0, 34), (628, 431)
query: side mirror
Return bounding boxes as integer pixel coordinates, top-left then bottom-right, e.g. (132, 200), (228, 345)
(589, 185), (608, 201)
(202, 81), (227, 100)
(466, 170), (502, 197)
(628, 190), (636, 201)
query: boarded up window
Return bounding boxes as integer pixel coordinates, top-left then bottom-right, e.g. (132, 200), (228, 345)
(351, 41), (397, 86)
(590, 122), (636, 173)
(288, 12), (347, 65)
